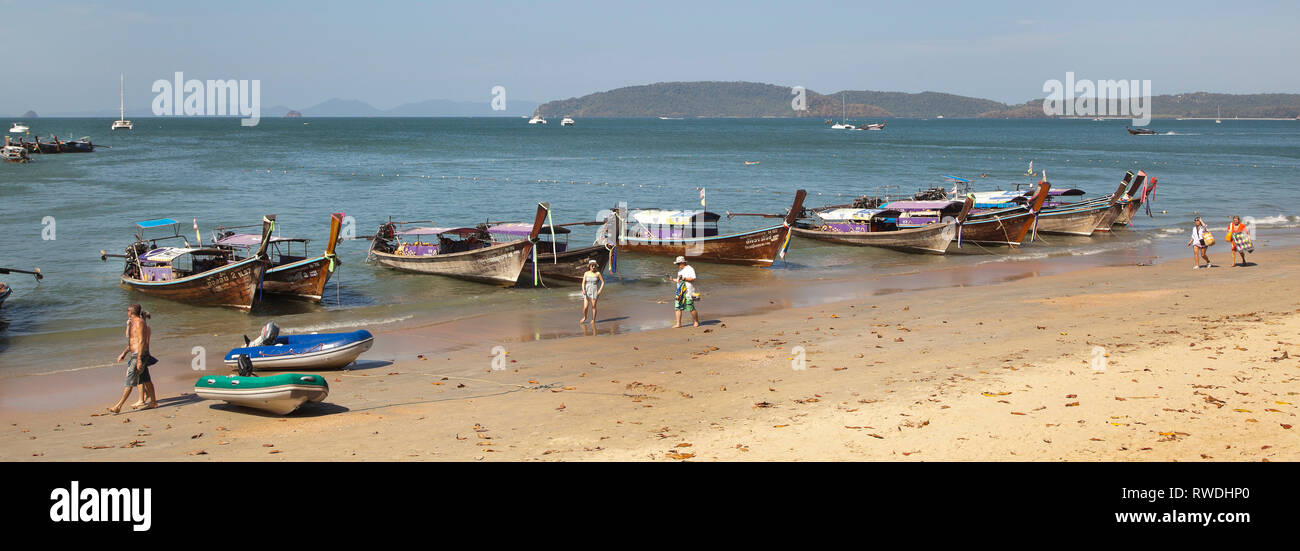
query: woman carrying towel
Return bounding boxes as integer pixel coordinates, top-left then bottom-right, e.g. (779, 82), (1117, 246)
(1226, 215), (1252, 267)
(578, 259), (605, 324)
(1188, 217), (1212, 269)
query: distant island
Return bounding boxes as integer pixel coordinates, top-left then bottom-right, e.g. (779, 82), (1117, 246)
(534, 81), (1300, 119)
(21, 110), (37, 118)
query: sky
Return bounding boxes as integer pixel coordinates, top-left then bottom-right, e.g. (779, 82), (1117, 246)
(4, 0), (1299, 115)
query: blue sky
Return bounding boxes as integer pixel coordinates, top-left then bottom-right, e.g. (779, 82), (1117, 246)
(5, 0), (1298, 114)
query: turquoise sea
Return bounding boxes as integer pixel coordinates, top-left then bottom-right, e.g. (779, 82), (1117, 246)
(2, 117), (1299, 376)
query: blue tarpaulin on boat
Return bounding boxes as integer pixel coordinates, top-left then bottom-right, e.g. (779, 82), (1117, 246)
(941, 175), (970, 183)
(136, 218), (179, 228)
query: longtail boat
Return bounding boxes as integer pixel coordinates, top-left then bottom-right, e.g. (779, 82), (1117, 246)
(212, 213), (344, 302)
(1030, 180), (1128, 236)
(614, 190), (807, 266)
(368, 203), (548, 285)
(107, 216), (275, 311)
(487, 219), (613, 286)
(0, 267), (42, 308)
(792, 197), (974, 254)
(1127, 127), (1158, 135)
(1114, 173), (1156, 227)
(886, 182), (1050, 246)
(1094, 172), (1145, 232)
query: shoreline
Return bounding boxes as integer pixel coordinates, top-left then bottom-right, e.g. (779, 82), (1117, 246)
(3, 241), (1297, 461)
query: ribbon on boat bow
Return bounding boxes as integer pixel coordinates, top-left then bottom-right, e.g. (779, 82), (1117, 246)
(778, 221), (793, 260)
(1143, 177), (1158, 218)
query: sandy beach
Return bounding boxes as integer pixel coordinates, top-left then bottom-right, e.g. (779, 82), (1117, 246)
(3, 246), (1297, 462)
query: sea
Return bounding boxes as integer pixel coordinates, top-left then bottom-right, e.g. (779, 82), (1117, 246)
(3, 117), (1299, 377)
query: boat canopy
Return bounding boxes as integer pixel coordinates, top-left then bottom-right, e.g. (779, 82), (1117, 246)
(969, 191), (1027, 204)
(214, 233), (301, 247)
(397, 226), (479, 236)
(487, 223), (570, 237)
(140, 247), (202, 262)
(1046, 188), (1085, 196)
(629, 209), (721, 226)
(814, 208), (900, 222)
(881, 200), (963, 211)
(136, 218), (180, 229)
(941, 175), (971, 183)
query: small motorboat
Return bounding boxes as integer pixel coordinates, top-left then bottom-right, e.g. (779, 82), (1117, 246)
(560, 117), (574, 126)
(9, 122), (28, 133)
(194, 372), (329, 415)
(528, 114), (547, 124)
(2, 144), (29, 163)
(1127, 126), (1158, 135)
(223, 322), (374, 370)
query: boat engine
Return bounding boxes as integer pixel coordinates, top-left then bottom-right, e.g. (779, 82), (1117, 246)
(245, 321), (280, 347)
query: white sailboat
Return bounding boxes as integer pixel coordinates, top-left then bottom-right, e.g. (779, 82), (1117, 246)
(111, 74), (133, 130)
(528, 114), (547, 125)
(1215, 107), (1221, 124)
(830, 92), (855, 129)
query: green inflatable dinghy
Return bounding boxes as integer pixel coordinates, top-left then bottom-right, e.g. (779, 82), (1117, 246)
(194, 373), (329, 415)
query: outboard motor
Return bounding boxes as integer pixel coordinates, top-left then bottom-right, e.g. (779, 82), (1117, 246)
(248, 321), (280, 347)
(235, 354), (256, 377)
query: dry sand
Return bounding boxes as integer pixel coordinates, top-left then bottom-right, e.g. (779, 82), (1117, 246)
(3, 247), (1297, 462)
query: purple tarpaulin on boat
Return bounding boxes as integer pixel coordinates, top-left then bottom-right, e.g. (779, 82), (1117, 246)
(881, 200), (961, 210)
(398, 227), (477, 236)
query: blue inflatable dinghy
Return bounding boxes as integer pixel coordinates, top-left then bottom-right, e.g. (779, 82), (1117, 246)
(223, 322), (374, 370)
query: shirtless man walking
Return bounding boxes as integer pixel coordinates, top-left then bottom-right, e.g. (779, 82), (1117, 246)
(110, 304), (158, 413)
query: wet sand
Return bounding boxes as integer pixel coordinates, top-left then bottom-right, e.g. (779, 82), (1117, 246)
(2, 246), (1298, 461)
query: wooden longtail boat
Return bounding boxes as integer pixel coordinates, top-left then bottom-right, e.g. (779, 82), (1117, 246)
(213, 213), (344, 302)
(792, 197), (974, 254)
(1114, 173), (1156, 227)
(0, 267), (42, 308)
(1029, 180), (1127, 236)
(369, 203), (548, 285)
(487, 221), (613, 285)
(1127, 127), (1158, 135)
(110, 216), (275, 311)
(1094, 172), (1145, 232)
(887, 183), (1050, 247)
(615, 190), (807, 266)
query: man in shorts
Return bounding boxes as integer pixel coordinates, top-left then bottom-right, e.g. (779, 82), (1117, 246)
(671, 256), (699, 328)
(110, 304), (158, 413)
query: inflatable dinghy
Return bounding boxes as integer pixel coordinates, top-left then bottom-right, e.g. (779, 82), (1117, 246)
(223, 322), (373, 370)
(194, 372), (329, 415)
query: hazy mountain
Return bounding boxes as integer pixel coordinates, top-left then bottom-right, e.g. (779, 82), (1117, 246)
(536, 81), (1300, 119)
(299, 98), (384, 117)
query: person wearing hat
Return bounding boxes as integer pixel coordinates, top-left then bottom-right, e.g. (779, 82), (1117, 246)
(671, 256), (699, 328)
(578, 259), (605, 324)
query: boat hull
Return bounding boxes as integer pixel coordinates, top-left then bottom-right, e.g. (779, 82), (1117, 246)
(620, 225), (791, 266)
(122, 257), (268, 311)
(955, 210), (1039, 246)
(194, 373), (329, 415)
(223, 330), (374, 370)
(371, 239), (532, 285)
(519, 244), (611, 285)
(265, 255), (334, 302)
(1034, 204), (1109, 236)
(792, 222), (956, 254)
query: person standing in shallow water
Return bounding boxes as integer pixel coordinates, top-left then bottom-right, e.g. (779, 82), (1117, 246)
(110, 304), (158, 413)
(578, 259), (605, 324)
(671, 256), (699, 328)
